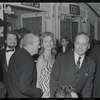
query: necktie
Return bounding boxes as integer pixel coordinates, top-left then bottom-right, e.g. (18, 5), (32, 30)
(77, 57), (81, 68)
(6, 49), (14, 52)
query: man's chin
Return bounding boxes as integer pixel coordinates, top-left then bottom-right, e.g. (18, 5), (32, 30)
(8, 45), (16, 49)
(76, 51), (85, 56)
(78, 53), (84, 56)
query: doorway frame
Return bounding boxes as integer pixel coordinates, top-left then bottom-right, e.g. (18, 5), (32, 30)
(21, 12), (45, 33)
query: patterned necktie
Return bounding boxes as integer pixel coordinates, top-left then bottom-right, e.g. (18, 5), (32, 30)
(77, 56), (81, 69)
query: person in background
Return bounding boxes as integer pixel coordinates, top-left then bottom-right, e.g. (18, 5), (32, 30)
(0, 18), (5, 49)
(18, 27), (30, 48)
(0, 18), (7, 98)
(13, 29), (20, 48)
(8, 33), (42, 98)
(0, 31), (18, 97)
(56, 36), (73, 57)
(18, 27), (30, 38)
(86, 39), (98, 56)
(36, 32), (56, 98)
(89, 43), (100, 98)
(50, 32), (95, 98)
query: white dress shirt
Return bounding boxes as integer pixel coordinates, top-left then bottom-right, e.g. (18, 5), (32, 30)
(74, 51), (85, 69)
(6, 49), (15, 67)
(63, 46), (66, 52)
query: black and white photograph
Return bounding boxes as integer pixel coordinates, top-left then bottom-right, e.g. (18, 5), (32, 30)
(0, 2), (99, 99)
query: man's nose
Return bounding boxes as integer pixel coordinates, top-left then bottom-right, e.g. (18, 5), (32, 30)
(79, 44), (83, 49)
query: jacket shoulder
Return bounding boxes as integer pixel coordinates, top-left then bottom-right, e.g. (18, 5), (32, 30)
(57, 51), (73, 59)
(86, 56), (95, 68)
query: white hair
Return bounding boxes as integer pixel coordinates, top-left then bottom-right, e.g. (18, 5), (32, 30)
(21, 33), (38, 47)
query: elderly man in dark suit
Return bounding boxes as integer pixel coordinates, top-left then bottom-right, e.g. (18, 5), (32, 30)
(50, 32), (95, 98)
(8, 33), (42, 98)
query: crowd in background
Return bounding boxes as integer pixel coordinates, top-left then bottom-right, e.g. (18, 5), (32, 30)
(0, 18), (100, 98)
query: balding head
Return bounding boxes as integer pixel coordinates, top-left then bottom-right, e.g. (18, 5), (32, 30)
(21, 33), (40, 55)
(21, 33), (35, 46)
(74, 32), (90, 56)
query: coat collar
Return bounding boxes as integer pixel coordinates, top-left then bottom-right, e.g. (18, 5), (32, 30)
(2, 49), (17, 72)
(75, 55), (90, 86)
(69, 51), (90, 86)
(2, 52), (8, 72)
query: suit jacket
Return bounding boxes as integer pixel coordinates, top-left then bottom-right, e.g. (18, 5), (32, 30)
(0, 49), (4, 82)
(50, 51), (95, 98)
(56, 44), (73, 57)
(57, 46), (68, 53)
(0, 37), (5, 49)
(0, 49), (8, 89)
(89, 44), (100, 98)
(0, 49), (17, 96)
(8, 48), (42, 98)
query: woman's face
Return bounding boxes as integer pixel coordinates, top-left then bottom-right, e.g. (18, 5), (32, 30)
(43, 35), (53, 51)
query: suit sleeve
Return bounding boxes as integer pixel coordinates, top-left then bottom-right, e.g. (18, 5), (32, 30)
(82, 61), (95, 98)
(89, 45), (99, 63)
(0, 50), (3, 81)
(19, 60), (42, 98)
(50, 53), (62, 97)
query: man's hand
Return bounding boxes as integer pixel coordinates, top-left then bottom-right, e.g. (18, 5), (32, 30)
(70, 91), (78, 98)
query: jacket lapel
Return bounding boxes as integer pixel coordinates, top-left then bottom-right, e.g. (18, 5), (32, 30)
(75, 56), (90, 86)
(2, 51), (8, 72)
(67, 51), (76, 85)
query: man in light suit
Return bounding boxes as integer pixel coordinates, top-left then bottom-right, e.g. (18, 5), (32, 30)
(8, 33), (42, 98)
(50, 32), (95, 98)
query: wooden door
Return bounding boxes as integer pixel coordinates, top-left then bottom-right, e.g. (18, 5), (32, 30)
(72, 21), (78, 42)
(90, 23), (94, 40)
(60, 19), (71, 39)
(23, 17), (42, 35)
(21, 13), (45, 35)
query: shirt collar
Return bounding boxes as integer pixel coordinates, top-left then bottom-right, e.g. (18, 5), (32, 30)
(74, 51), (85, 59)
(6, 48), (15, 52)
(74, 51), (85, 68)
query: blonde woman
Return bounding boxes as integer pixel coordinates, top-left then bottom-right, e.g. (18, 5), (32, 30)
(36, 32), (56, 98)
